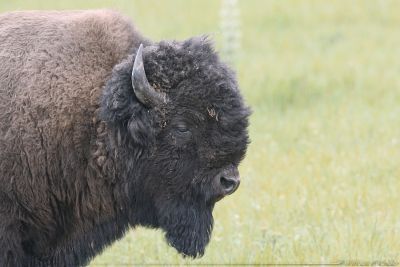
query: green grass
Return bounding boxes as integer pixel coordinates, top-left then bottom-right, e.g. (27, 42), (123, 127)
(1, 0), (400, 265)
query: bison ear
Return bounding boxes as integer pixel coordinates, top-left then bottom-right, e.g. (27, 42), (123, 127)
(132, 44), (168, 108)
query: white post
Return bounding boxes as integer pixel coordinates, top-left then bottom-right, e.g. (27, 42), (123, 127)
(219, 0), (241, 66)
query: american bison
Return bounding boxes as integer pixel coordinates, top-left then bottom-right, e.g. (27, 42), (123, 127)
(0, 10), (250, 266)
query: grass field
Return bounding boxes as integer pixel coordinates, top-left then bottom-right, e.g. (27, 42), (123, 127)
(1, 0), (400, 265)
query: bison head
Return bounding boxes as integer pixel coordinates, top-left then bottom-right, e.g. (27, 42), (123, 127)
(101, 37), (250, 257)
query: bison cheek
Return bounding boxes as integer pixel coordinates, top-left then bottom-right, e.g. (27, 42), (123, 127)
(159, 203), (214, 258)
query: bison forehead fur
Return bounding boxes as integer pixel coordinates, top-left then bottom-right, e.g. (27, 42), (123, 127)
(0, 9), (250, 266)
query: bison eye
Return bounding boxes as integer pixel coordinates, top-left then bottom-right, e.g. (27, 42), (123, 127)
(176, 125), (190, 134)
(171, 124), (192, 146)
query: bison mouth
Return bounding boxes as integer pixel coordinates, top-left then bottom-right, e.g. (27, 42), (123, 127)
(159, 202), (214, 257)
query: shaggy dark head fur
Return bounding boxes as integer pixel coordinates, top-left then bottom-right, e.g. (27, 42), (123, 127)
(101, 37), (250, 257)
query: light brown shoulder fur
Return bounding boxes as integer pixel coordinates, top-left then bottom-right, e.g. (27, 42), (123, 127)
(0, 9), (145, 245)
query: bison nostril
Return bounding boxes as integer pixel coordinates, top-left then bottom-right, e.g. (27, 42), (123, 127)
(219, 176), (239, 195)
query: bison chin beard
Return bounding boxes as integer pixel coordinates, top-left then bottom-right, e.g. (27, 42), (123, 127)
(158, 201), (214, 258)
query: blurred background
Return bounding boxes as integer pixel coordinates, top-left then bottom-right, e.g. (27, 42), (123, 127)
(1, 0), (399, 265)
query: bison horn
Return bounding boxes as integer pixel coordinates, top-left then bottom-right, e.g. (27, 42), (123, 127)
(132, 44), (167, 107)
